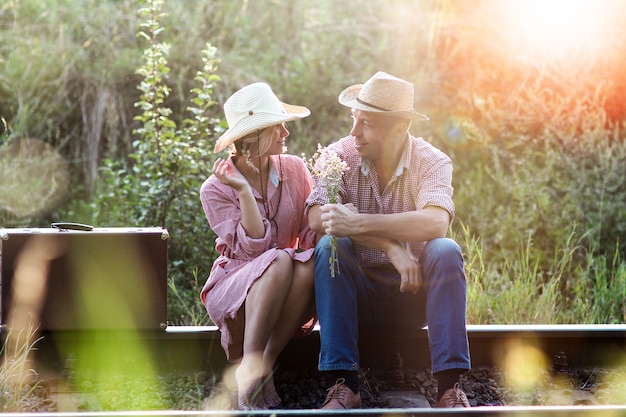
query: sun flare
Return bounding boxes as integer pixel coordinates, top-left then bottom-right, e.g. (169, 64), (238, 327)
(499, 0), (610, 56)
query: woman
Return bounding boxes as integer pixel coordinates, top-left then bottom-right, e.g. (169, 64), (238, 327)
(200, 82), (316, 410)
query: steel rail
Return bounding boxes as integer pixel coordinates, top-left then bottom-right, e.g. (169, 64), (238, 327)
(21, 324), (626, 374)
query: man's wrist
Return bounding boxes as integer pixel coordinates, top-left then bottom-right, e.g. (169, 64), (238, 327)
(384, 240), (405, 257)
(353, 212), (369, 235)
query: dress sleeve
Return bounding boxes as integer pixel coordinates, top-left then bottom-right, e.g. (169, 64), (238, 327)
(294, 158), (318, 250)
(200, 177), (272, 260)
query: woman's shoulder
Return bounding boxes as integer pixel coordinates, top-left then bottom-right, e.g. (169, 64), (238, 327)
(200, 173), (234, 198)
(275, 154), (309, 173)
(200, 173), (218, 190)
(277, 153), (306, 166)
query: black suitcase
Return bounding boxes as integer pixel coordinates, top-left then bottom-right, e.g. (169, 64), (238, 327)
(0, 226), (168, 331)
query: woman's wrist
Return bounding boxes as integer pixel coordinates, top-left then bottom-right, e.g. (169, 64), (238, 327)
(237, 185), (254, 196)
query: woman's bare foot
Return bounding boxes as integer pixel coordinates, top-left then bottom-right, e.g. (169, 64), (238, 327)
(235, 361), (267, 409)
(261, 374), (281, 408)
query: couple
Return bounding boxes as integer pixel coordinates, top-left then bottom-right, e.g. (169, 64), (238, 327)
(199, 72), (471, 410)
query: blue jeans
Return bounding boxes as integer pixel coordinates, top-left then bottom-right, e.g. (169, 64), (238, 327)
(314, 235), (471, 374)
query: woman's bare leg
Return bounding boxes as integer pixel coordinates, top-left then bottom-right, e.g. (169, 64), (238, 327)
(261, 259), (315, 406)
(236, 251), (292, 409)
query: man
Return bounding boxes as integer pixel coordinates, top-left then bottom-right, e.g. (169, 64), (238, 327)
(306, 71), (471, 409)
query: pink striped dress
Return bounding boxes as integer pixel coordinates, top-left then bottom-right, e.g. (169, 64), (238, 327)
(200, 154), (317, 361)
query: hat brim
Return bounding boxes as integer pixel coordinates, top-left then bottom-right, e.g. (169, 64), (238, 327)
(338, 84), (429, 121)
(214, 102), (310, 153)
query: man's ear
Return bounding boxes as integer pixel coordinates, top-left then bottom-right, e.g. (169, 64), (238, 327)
(391, 118), (411, 138)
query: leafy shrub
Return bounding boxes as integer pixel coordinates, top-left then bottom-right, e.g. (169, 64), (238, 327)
(90, 0), (219, 325)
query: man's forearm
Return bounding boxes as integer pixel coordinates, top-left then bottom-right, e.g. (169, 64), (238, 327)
(351, 207), (450, 242)
(349, 234), (397, 253)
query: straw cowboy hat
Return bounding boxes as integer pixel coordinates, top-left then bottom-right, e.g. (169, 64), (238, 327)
(338, 71), (429, 120)
(214, 82), (311, 153)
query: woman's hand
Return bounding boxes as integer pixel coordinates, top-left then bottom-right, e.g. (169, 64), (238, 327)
(212, 158), (250, 193)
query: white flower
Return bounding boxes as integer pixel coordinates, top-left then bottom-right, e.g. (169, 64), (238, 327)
(303, 144), (349, 276)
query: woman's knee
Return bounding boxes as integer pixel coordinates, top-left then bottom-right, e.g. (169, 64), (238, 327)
(294, 259), (315, 284)
(275, 248), (292, 262)
(266, 250), (293, 281)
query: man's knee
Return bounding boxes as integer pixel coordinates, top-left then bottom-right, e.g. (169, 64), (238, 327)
(423, 237), (462, 261)
(422, 238), (465, 279)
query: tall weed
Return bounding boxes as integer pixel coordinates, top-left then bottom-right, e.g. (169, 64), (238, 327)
(167, 268), (207, 326)
(453, 222), (492, 324)
(0, 326), (41, 412)
(457, 222), (587, 324)
(580, 245), (626, 324)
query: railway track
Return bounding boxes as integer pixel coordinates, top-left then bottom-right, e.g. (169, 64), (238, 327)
(3, 324), (626, 415)
(29, 323), (626, 371)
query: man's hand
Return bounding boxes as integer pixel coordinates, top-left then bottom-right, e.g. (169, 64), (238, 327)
(319, 203), (359, 237)
(387, 243), (422, 294)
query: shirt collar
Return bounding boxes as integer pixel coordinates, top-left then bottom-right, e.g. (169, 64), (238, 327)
(269, 155), (281, 187)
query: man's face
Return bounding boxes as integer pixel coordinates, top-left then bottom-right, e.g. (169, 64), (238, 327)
(349, 109), (402, 161)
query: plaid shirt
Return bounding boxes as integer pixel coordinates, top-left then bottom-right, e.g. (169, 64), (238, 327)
(305, 134), (455, 267)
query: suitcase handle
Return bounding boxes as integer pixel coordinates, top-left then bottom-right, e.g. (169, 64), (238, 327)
(51, 222), (94, 231)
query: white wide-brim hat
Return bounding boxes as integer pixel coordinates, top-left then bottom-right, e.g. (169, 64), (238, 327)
(338, 71), (428, 120)
(214, 82), (310, 153)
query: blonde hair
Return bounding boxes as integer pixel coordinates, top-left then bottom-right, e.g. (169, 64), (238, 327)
(229, 126), (276, 172)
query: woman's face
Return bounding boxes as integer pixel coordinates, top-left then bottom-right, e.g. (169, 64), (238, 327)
(237, 123), (290, 158)
(263, 123), (290, 155)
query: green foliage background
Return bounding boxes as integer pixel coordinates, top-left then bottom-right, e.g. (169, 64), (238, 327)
(1, 0), (626, 325)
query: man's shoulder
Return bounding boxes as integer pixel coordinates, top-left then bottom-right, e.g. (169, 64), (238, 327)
(408, 135), (451, 162)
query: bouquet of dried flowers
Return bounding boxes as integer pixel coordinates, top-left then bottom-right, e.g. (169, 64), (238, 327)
(303, 144), (349, 277)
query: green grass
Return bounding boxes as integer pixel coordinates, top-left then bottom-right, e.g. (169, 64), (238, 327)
(0, 326), (42, 412)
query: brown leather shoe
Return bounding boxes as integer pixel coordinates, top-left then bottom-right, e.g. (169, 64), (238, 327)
(321, 378), (362, 409)
(436, 382), (470, 408)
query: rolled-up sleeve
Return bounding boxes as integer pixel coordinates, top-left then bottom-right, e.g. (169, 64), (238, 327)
(416, 156), (455, 222)
(290, 157), (317, 249)
(200, 177), (272, 260)
(304, 174), (329, 216)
